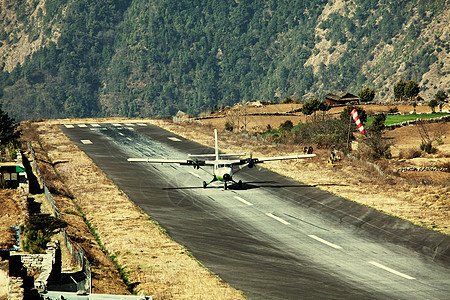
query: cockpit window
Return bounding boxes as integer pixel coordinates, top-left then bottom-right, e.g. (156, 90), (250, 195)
(216, 164), (231, 169)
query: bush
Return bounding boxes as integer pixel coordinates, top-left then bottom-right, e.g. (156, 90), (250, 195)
(420, 142), (437, 154)
(21, 214), (67, 254)
(279, 120), (293, 132)
(224, 122), (233, 132)
(388, 107), (399, 114)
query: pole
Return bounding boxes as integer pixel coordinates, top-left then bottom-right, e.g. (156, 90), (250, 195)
(347, 114), (352, 150)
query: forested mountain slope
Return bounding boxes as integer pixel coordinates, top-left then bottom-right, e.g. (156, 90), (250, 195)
(0, 0), (449, 120)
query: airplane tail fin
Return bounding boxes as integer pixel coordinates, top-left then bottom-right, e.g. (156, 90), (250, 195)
(214, 129), (219, 160)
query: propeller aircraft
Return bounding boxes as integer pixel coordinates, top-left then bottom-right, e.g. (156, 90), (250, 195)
(128, 129), (316, 190)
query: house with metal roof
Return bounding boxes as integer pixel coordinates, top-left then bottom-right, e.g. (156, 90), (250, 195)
(325, 91), (359, 106)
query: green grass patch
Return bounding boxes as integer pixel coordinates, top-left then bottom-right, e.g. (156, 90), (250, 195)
(366, 113), (449, 126)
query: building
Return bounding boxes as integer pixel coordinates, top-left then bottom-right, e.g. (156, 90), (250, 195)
(325, 91), (359, 106)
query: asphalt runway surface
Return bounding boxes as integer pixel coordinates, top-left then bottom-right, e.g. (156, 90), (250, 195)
(60, 122), (450, 299)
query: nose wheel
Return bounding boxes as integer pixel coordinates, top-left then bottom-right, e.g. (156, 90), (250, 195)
(202, 178), (242, 190)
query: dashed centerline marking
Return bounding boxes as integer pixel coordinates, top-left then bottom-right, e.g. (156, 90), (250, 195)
(188, 171), (202, 178)
(112, 123), (122, 126)
(368, 261), (415, 280)
(168, 137), (182, 142)
(118, 132), (125, 136)
(266, 213), (290, 225)
(308, 235), (342, 249)
(233, 196), (253, 206)
(80, 140), (93, 145)
(78, 124), (87, 128)
(90, 124), (101, 127)
(137, 123), (147, 126)
(64, 125), (74, 128)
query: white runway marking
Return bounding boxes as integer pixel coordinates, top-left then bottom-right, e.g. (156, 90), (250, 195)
(368, 261), (415, 280)
(78, 124), (87, 128)
(234, 196), (253, 206)
(127, 137), (132, 141)
(308, 235), (342, 249)
(266, 213), (290, 225)
(80, 140), (93, 145)
(124, 123), (135, 126)
(90, 124), (101, 127)
(118, 132), (125, 136)
(188, 171), (202, 178)
(64, 125), (74, 128)
(112, 123), (122, 126)
(137, 123), (147, 126)
(168, 137), (182, 142)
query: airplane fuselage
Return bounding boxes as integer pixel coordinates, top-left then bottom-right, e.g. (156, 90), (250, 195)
(213, 161), (233, 181)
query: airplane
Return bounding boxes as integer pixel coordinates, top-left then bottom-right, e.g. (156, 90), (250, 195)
(127, 129), (316, 190)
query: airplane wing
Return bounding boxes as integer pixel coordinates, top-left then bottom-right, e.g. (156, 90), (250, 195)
(254, 153), (316, 162)
(127, 157), (215, 166)
(235, 153), (316, 166)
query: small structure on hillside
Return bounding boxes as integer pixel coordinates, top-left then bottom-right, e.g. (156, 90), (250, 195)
(0, 150), (27, 190)
(325, 91), (359, 106)
(173, 111), (194, 123)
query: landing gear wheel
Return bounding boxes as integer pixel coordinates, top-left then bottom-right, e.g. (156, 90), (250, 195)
(203, 181), (207, 188)
(224, 182), (228, 190)
(238, 180), (242, 188)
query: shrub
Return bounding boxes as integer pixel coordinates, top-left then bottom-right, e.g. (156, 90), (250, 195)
(21, 214), (67, 253)
(420, 142), (437, 154)
(388, 107), (399, 114)
(279, 120), (293, 132)
(224, 122), (233, 132)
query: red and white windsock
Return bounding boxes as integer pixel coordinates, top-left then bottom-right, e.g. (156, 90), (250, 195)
(350, 109), (365, 135)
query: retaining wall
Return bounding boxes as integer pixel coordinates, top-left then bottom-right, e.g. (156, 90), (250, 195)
(27, 142), (91, 293)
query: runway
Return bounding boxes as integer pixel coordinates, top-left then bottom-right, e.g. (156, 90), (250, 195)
(60, 122), (450, 299)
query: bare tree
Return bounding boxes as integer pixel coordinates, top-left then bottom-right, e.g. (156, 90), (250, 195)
(417, 120), (444, 154)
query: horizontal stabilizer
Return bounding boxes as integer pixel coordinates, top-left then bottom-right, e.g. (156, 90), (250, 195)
(188, 153), (246, 158)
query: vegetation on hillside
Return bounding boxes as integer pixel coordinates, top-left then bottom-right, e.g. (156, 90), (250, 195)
(0, 0), (448, 120)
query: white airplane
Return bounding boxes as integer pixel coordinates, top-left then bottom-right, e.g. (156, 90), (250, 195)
(128, 129), (316, 190)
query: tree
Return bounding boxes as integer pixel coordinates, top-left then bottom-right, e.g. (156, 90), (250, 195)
(302, 98), (327, 120)
(393, 79), (406, 100)
(412, 101), (417, 113)
(358, 87), (375, 103)
(435, 90), (448, 112)
(0, 106), (21, 147)
(279, 120), (293, 132)
(368, 113), (386, 135)
(428, 99), (438, 113)
(404, 80), (419, 100)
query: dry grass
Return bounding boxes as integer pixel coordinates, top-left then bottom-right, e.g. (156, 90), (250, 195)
(0, 190), (28, 250)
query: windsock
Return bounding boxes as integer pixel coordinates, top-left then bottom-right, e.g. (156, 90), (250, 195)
(350, 109), (365, 135)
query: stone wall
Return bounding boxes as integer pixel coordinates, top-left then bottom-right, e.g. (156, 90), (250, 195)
(0, 258), (8, 299)
(9, 241), (59, 293)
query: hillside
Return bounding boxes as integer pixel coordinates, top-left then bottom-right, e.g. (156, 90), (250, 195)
(0, 0), (449, 121)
